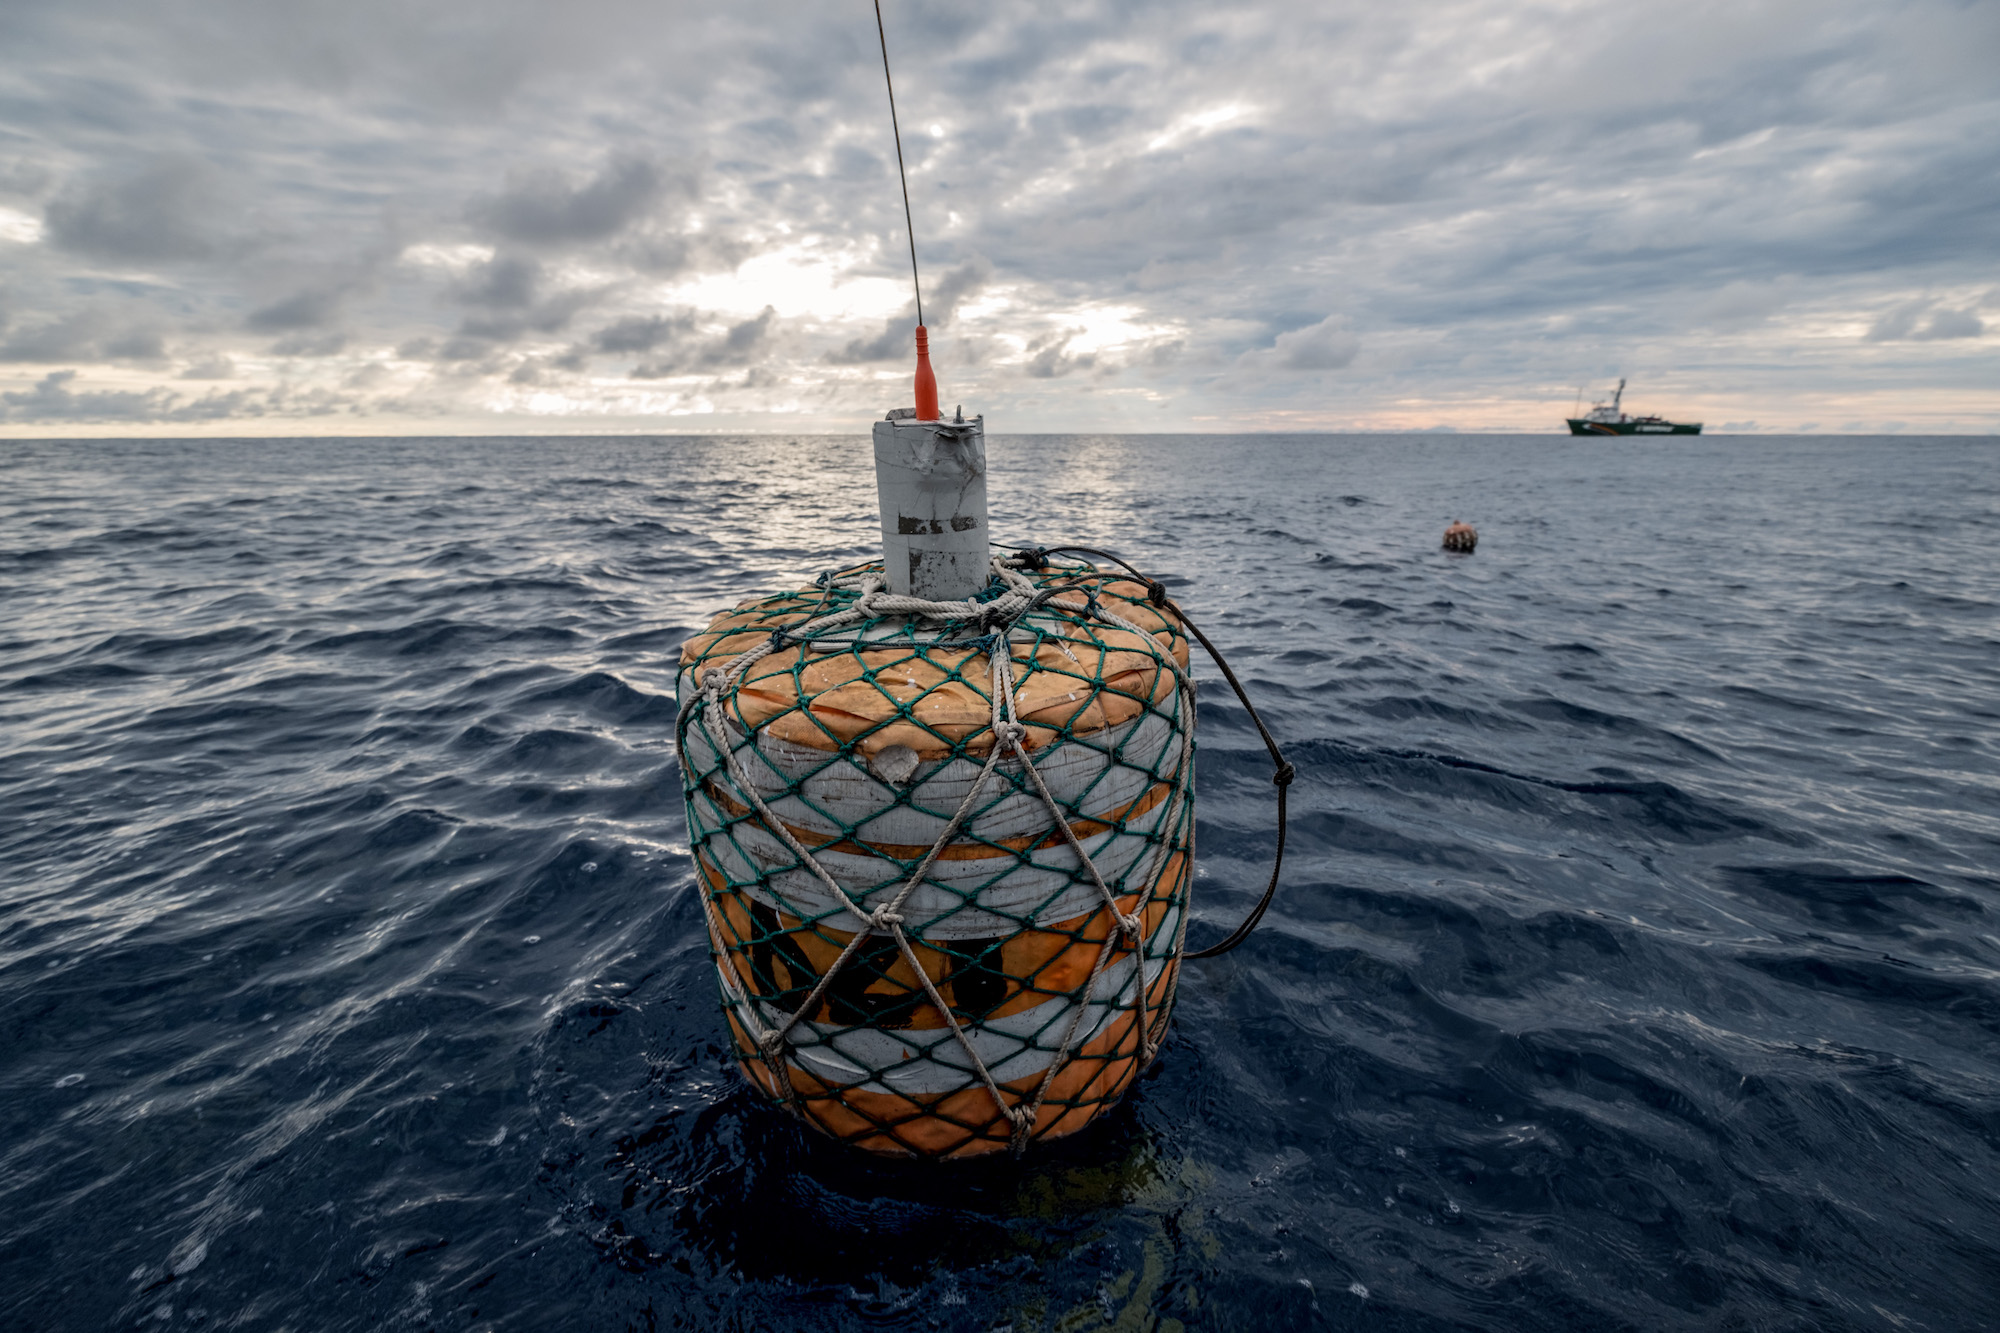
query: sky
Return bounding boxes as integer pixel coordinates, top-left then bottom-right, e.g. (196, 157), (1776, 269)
(0, 0), (1995, 436)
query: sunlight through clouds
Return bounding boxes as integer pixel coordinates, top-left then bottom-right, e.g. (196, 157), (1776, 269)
(0, 0), (1992, 435)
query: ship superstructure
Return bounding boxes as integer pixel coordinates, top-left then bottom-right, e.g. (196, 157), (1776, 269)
(1566, 379), (1702, 435)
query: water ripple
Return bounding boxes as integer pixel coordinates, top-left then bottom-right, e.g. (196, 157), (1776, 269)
(2, 434), (1997, 1331)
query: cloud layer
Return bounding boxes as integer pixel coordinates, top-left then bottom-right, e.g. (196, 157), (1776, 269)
(0, 0), (1995, 433)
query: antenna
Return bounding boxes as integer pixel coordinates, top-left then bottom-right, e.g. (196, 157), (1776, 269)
(873, 0), (923, 328)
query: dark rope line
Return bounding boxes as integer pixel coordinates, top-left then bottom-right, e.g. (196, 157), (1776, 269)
(1034, 544), (1293, 959)
(872, 0), (925, 328)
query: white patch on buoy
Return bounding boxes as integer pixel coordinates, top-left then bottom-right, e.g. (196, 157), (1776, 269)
(870, 744), (920, 786)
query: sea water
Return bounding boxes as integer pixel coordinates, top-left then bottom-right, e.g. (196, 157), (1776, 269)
(2, 434), (1996, 1330)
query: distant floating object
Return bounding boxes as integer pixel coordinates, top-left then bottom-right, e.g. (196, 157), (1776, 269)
(1443, 521), (1477, 553)
(1566, 378), (1701, 435)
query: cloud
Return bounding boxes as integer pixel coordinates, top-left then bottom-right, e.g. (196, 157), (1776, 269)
(179, 355), (236, 379)
(467, 155), (678, 247)
(430, 254), (606, 344)
(43, 156), (233, 263)
(1022, 331), (1093, 379)
(629, 305), (778, 378)
(1271, 317), (1359, 371)
(1914, 308), (1983, 340)
(247, 288), (345, 332)
(450, 254), (542, 309)
(594, 311), (697, 354)
(4, 0), (1999, 433)
(1, 369), (174, 420)
(168, 387), (268, 421)
(1691, 279), (1797, 331)
(271, 331), (349, 357)
(0, 368), (365, 422)
(0, 161), (53, 197)
(433, 336), (502, 363)
(102, 328), (168, 360)
(1867, 300), (1987, 341)
(829, 258), (992, 364)
(0, 310), (169, 363)
(708, 305), (776, 364)
(458, 293), (599, 342)
(0, 206), (42, 244)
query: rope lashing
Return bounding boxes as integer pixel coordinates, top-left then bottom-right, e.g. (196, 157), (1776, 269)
(681, 545), (1283, 1156)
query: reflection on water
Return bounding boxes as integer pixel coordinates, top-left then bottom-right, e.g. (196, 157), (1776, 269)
(1, 434), (1997, 1330)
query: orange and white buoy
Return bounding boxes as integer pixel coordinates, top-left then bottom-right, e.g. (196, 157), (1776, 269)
(673, 5), (1289, 1158)
(676, 331), (1197, 1157)
(1443, 520), (1478, 553)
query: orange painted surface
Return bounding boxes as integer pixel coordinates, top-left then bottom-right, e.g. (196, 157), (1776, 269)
(914, 325), (939, 421)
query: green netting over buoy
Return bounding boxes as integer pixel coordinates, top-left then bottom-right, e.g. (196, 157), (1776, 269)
(676, 554), (1196, 1157)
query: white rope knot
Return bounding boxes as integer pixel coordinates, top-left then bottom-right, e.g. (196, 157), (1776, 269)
(868, 906), (905, 931)
(996, 721), (1027, 747)
(1005, 1104), (1037, 1154)
(700, 667), (727, 697)
(1117, 911), (1144, 940)
(757, 1029), (787, 1056)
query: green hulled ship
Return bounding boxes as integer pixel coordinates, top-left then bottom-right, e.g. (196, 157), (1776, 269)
(1566, 379), (1701, 435)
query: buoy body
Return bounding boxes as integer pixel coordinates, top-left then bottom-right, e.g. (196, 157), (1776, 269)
(1443, 521), (1477, 552)
(677, 562), (1195, 1157)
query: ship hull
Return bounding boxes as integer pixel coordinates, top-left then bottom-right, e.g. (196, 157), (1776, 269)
(1566, 419), (1702, 436)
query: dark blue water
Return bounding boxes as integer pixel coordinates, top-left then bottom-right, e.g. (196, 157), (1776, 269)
(4, 434), (1998, 1331)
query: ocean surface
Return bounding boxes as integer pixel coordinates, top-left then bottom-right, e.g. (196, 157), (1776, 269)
(3, 433), (1997, 1332)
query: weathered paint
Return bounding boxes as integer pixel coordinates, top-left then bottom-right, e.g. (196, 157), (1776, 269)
(873, 415), (988, 600)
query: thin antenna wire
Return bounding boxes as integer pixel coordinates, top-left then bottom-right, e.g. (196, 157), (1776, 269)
(873, 0), (924, 327)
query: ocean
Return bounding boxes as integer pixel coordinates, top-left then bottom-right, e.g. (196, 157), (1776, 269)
(2, 433), (1996, 1330)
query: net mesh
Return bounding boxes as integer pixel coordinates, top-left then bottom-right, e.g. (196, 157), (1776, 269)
(676, 555), (1196, 1158)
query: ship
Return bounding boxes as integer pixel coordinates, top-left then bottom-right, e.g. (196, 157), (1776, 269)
(1565, 379), (1701, 435)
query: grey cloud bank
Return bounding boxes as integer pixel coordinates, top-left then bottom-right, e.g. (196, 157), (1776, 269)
(0, 0), (1994, 434)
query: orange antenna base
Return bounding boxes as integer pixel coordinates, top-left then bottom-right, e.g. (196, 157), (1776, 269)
(913, 326), (939, 421)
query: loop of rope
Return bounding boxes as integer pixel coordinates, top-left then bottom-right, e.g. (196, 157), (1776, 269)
(1033, 544), (1291, 962)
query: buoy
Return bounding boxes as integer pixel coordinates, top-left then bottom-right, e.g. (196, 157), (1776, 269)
(672, 2), (1289, 1158)
(677, 549), (1194, 1157)
(678, 337), (1195, 1156)
(1443, 520), (1477, 553)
